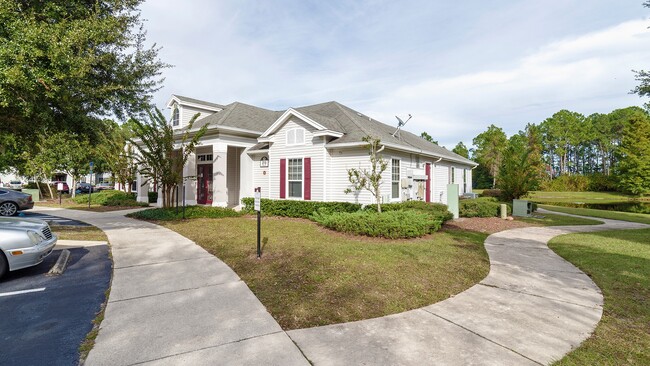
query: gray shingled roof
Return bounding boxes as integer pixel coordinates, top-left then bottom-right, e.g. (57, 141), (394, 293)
(194, 102), (283, 133)
(295, 101), (476, 166)
(172, 95), (225, 109)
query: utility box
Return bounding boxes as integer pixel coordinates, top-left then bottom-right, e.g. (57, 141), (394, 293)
(512, 199), (532, 217)
(447, 184), (459, 219)
(22, 188), (40, 202)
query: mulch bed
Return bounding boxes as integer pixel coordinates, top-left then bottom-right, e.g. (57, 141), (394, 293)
(443, 217), (539, 234)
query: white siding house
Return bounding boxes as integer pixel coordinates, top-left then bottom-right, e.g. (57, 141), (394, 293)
(137, 95), (478, 208)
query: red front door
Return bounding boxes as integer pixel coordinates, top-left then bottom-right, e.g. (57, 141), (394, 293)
(197, 164), (213, 205)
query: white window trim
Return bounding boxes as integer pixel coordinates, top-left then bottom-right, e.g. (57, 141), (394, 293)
(172, 106), (180, 127)
(286, 156), (304, 200)
(391, 158), (401, 201)
(450, 166), (456, 184)
(286, 128), (306, 146)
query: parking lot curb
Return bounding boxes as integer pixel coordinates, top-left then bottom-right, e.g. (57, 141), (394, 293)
(48, 249), (71, 276)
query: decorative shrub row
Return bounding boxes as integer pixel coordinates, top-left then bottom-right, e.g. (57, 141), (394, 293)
(459, 197), (512, 218)
(480, 189), (502, 198)
(310, 210), (443, 239)
(72, 190), (146, 207)
(127, 206), (241, 221)
(364, 200), (454, 222)
(241, 198), (362, 219)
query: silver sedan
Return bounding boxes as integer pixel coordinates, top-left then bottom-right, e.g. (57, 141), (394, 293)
(0, 188), (35, 216)
(0, 217), (58, 278)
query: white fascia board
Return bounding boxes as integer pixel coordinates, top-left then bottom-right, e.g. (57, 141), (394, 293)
(313, 130), (344, 138)
(165, 95), (223, 112)
(257, 136), (272, 143)
(260, 108), (327, 138)
(325, 141), (366, 149)
(246, 149), (270, 155)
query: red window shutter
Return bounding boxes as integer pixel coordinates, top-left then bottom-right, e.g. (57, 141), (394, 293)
(425, 163), (431, 203)
(280, 158), (286, 199)
(304, 157), (311, 200)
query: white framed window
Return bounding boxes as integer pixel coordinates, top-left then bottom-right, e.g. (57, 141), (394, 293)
(288, 158), (303, 198)
(197, 154), (213, 163)
(286, 128), (305, 146)
(172, 107), (180, 126)
(391, 159), (400, 199)
(463, 169), (467, 194)
(450, 167), (455, 184)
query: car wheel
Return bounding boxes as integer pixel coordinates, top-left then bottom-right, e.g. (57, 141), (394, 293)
(0, 252), (7, 279)
(0, 202), (18, 216)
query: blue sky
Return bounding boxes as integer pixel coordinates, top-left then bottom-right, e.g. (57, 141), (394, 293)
(140, 0), (650, 148)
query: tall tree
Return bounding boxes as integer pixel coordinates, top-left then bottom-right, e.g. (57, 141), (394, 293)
(498, 133), (539, 201)
(420, 132), (438, 145)
(43, 132), (94, 197)
(344, 136), (388, 212)
(615, 108), (650, 195)
(130, 108), (207, 208)
(452, 142), (469, 158)
(472, 125), (507, 188)
(632, 1), (650, 109)
(97, 120), (138, 193)
(0, 0), (168, 166)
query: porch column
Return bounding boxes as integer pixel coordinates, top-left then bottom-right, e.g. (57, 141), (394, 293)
(136, 172), (150, 204)
(184, 153), (197, 205)
(212, 143), (228, 207)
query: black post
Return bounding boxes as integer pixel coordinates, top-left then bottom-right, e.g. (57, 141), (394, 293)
(88, 185), (91, 208)
(182, 183), (186, 219)
(59, 191), (61, 205)
(255, 187), (261, 259)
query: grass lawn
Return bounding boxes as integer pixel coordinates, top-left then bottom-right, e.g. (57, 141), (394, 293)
(51, 225), (108, 241)
(549, 228), (650, 365)
(159, 216), (490, 330)
(36, 200), (146, 212)
(516, 213), (603, 226)
(527, 191), (648, 204)
(541, 205), (650, 225)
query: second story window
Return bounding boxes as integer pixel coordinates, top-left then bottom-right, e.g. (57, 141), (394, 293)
(286, 128), (305, 146)
(172, 107), (180, 126)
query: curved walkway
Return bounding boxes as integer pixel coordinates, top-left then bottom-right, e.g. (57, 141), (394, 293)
(35, 207), (649, 365)
(287, 211), (649, 365)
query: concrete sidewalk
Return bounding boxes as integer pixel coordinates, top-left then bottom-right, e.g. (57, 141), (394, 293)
(34, 207), (309, 366)
(287, 211), (649, 365)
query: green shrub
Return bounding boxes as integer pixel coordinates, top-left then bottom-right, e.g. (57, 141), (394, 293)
(127, 206), (242, 221)
(311, 210), (443, 239)
(480, 189), (502, 198)
(540, 175), (590, 192)
(148, 191), (158, 203)
(241, 198), (362, 218)
(460, 198), (511, 218)
(364, 200), (453, 222)
(72, 190), (144, 207)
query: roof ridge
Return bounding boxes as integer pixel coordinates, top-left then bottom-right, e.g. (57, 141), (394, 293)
(332, 102), (374, 138)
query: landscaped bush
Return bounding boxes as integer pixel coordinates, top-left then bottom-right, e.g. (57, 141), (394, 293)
(73, 190), (146, 207)
(480, 189), (502, 198)
(148, 191), (158, 203)
(364, 201), (454, 222)
(460, 197), (511, 218)
(241, 198), (362, 219)
(127, 206), (242, 221)
(311, 210), (444, 239)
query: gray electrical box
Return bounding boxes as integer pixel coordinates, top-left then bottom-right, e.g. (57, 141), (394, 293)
(512, 199), (532, 217)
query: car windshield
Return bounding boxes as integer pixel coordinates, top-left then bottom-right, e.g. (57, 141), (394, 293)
(10, 181), (20, 184)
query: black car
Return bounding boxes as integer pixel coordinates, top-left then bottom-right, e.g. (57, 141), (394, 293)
(76, 182), (94, 194)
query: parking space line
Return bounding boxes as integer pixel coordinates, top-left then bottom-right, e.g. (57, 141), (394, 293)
(0, 288), (46, 297)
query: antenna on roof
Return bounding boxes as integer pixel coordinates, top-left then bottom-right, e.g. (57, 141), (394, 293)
(392, 114), (412, 138)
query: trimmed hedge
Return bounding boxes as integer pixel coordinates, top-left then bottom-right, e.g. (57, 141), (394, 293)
(480, 189), (502, 198)
(127, 206), (242, 221)
(459, 197), (512, 218)
(311, 210), (444, 239)
(365, 200), (453, 222)
(72, 190), (147, 207)
(241, 198), (361, 219)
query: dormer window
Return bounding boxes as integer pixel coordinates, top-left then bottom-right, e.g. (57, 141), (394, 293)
(172, 106), (180, 126)
(286, 128), (305, 146)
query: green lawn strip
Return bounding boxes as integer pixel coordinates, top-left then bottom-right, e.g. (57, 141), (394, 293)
(516, 213), (603, 226)
(160, 217), (489, 330)
(127, 206), (241, 220)
(540, 205), (650, 225)
(51, 225), (108, 241)
(527, 191), (648, 204)
(549, 228), (650, 365)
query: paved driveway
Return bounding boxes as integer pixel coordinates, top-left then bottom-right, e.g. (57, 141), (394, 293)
(0, 241), (110, 366)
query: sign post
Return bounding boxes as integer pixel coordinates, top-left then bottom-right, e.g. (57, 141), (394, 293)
(254, 187), (261, 258)
(88, 161), (94, 208)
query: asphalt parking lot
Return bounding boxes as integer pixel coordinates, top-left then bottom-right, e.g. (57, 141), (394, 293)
(0, 242), (111, 366)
